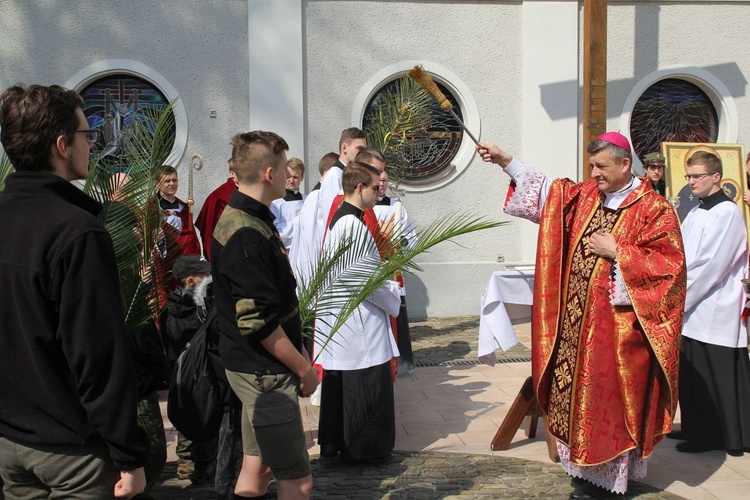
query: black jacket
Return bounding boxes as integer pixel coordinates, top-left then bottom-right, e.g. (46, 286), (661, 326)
(211, 190), (302, 375)
(166, 287), (204, 369)
(0, 172), (148, 470)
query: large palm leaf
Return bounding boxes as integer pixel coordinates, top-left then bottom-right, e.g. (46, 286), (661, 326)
(84, 100), (180, 333)
(364, 76), (432, 187)
(297, 213), (506, 361)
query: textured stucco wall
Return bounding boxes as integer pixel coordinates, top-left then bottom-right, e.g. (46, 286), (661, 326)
(606, 2), (750, 145)
(4, 1), (749, 317)
(0, 0), (249, 209)
(305, 1), (525, 315)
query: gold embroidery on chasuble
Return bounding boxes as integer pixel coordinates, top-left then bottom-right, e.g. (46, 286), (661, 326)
(547, 203), (624, 443)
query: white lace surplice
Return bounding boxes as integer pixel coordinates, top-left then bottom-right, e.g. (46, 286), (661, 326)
(558, 440), (647, 494)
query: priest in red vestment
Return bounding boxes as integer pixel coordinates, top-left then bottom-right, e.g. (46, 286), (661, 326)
(478, 133), (686, 499)
(195, 171), (238, 260)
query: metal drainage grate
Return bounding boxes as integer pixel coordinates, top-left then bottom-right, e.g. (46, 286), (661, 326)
(414, 356), (531, 368)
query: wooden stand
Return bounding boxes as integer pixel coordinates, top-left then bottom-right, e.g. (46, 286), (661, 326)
(490, 376), (559, 462)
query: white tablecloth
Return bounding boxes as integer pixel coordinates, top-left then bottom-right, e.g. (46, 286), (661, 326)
(478, 269), (535, 366)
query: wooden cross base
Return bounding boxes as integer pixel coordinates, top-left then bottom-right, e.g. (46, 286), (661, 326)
(490, 375), (559, 462)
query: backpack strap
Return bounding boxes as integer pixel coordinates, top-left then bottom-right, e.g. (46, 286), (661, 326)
(199, 307), (218, 335)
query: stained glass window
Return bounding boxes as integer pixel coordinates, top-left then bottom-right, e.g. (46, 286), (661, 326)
(629, 78), (718, 161)
(363, 79), (464, 183)
(80, 75), (176, 169)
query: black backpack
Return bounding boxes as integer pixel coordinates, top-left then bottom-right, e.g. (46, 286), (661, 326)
(167, 308), (228, 441)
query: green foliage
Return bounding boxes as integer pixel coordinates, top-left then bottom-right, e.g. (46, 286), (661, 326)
(83, 100), (180, 333)
(0, 102), (177, 333)
(364, 76), (432, 186)
(0, 152), (14, 191)
(296, 213), (507, 360)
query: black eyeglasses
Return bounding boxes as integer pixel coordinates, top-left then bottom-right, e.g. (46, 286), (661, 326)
(360, 183), (380, 191)
(74, 129), (100, 144)
(683, 173), (713, 181)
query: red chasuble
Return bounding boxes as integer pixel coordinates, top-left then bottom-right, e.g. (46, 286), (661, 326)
(532, 178), (685, 466)
(195, 178), (237, 261)
(174, 198), (201, 256)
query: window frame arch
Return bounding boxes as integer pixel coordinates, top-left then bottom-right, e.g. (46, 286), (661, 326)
(351, 60), (480, 193)
(620, 66), (738, 169)
(65, 59), (188, 166)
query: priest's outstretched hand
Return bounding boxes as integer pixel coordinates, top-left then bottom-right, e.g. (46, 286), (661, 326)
(477, 142), (513, 168)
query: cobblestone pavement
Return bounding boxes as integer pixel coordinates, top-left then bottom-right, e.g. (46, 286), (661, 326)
(153, 452), (681, 499)
(147, 317), (682, 499)
(409, 316), (530, 366)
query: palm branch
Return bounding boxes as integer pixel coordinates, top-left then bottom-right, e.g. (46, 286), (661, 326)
(0, 103), (177, 333)
(364, 76), (432, 187)
(84, 100), (180, 333)
(0, 152), (14, 191)
(297, 213), (506, 361)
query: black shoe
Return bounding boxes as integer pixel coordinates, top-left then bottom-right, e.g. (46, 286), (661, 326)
(676, 441), (716, 453)
(320, 444), (339, 458)
(666, 430), (686, 440)
(571, 476), (586, 487)
(726, 448), (744, 457)
(569, 481), (617, 499)
(366, 453), (393, 464)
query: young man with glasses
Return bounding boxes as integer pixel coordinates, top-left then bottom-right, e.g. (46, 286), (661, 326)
(0, 84), (148, 498)
(672, 149), (750, 456)
(370, 156), (417, 375)
(316, 161), (401, 464)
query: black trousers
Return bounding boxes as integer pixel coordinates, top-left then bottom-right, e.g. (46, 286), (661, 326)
(679, 336), (750, 451)
(318, 361), (395, 461)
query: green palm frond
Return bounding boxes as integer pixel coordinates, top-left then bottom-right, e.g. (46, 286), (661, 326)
(298, 213), (506, 361)
(1, 102), (178, 333)
(364, 76), (432, 186)
(83, 99), (180, 333)
(0, 152), (14, 191)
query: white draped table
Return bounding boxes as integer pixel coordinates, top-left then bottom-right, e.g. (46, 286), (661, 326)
(478, 269), (535, 366)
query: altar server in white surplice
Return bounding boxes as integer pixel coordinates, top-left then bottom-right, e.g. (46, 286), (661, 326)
(372, 167), (417, 373)
(288, 152), (338, 286)
(270, 157), (306, 254)
(315, 161), (400, 464)
(676, 149), (750, 457)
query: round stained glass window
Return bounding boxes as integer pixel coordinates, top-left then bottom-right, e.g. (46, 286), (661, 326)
(629, 78), (718, 161)
(80, 74), (176, 169)
(362, 79), (465, 184)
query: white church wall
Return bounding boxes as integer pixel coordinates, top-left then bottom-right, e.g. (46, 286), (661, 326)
(306, 1), (524, 317)
(305, 1), (582, 316)
(3, 1), (750, 317)
(0, 0), (250, 211)
(607, 2), (749, 150)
